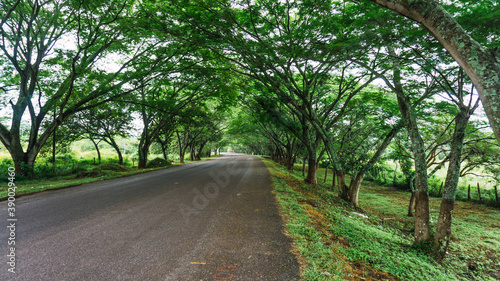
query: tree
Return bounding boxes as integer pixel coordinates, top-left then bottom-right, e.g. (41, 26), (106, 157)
(367, 0), (500, 145)
(0, 0), (162, 174)
(65, 105), (132, 165)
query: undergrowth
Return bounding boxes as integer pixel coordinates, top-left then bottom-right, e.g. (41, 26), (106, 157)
(263, 158), (499, 281)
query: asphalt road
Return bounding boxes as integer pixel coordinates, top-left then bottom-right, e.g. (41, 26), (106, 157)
(0, 154), (300, 281)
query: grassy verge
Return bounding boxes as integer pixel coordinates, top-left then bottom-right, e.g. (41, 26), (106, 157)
(1, 156), (218, 200)
(263, 158), (499, 281)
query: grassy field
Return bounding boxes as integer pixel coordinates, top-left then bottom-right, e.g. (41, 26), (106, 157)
(0, 154), (219, 200)
(263, 159), (500, 281)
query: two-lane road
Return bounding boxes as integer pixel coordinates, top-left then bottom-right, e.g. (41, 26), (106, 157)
(0, 154), (300, 280)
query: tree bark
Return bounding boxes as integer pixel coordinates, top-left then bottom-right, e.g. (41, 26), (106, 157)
(337, 170), (348, 200)
(107, 138), (123, 165)
(90, 138), (101, 165)
(348, 124), (402, 207)
(189, 145), (195, 161)
(408, 190), (416, 217)
(397, 93), (430, 242)
(348, 173), (364, 207)
(369, 0), (500, 145)
(390, 45), (430, 242)
(138, 135), (151, 169)
(324, 164), (328, 183)
(305, 150), (318, 185)
(332, 166), (336, 188)
(434, 107), (470, 257)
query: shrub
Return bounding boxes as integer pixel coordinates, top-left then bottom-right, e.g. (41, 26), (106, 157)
(98, 163), (130, 172)
(146, 158), (172, 168)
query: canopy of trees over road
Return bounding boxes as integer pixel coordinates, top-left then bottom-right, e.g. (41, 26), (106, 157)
(1, 0), (499, 257)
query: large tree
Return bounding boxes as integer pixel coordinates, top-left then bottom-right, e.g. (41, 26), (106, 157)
(367, 0), (500, 145)
(0, 0), (162, 174)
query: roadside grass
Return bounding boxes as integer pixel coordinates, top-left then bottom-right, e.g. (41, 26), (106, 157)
(263, 159), (499, 281)
(0, 156), (219, 200)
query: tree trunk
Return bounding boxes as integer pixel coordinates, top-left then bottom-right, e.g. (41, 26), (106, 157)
(332, 166), (336, 188)
(107, 138), (123, 165)
(138, 145), (148, 169)
(162, 147), (168, 160)
(393, 160), (398, 186)
(324, 164), (328, 183)
(390, 44), (430, 243)
(349, 172), (365, 207)
(434, 105), (471, 258)
(305, 150), (317, 185)
(348, 124), (401, 207)
(176, 131), (186, 164)
(302, 157), (306, 176)
(189, 145), (195, 161)
(408, 190), (417, 217)
(52, 126), (56, 172)
(90, 138), (101, 165)
(138, 137), (151, 169)
(369, 0), (500, 145)
(337, 170), (348, 200)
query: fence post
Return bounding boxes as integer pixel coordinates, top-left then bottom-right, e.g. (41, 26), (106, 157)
(468, 184), (471, 200)
(477, 183), (482, 200)
(495, 186), (498, 202)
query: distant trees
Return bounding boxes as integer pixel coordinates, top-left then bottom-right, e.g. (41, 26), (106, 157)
(0, 0), (167, 174)
(65, 105), (133, 165)
(1, 0), (499, 255)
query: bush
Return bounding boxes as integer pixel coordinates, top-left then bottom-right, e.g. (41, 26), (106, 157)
(146, 158), (172, 168)
(98, 163), (130, 172)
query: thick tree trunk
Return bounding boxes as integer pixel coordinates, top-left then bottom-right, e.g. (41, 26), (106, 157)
(189, 145), (195, 161)
(434, 107), (470, 258)
(369, 0), (500, 145)
(11, 150), (36, 178)
(349, 172), (364, 207)
(304, 150), (317, 185)
(337, 170), (348, 200)
(388, 44), (430, 243)
(138, 145), (149, 169)
(138, 136), (151, 169)
(398, 93), (431, 242)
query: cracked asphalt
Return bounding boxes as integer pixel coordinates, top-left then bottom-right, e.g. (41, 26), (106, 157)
(0, 153), (300, 280)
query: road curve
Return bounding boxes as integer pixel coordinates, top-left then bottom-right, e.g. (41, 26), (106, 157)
(0, 154), (300, 280)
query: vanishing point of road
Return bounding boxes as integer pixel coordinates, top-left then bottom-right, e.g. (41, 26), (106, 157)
(0, 154), (300, 280)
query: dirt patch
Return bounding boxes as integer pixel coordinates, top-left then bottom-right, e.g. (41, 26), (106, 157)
(299, 192), (399, 281)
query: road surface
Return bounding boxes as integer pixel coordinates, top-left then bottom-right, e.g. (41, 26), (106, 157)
(0, 154), (300, 280)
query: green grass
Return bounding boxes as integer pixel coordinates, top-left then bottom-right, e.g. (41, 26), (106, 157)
(263, 159), (500, 281)
(0, 155), (219, 200)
